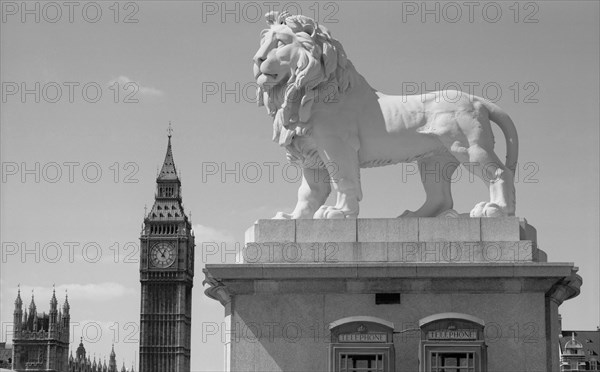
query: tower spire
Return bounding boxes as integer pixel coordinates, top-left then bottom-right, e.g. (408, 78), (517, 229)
(15, 284), (22, 307)
(158, 122), (178, 181)
(29, 290), (36, 311)
(14, 285), (23, 335)
(109, 343), (117, 371)
(50, 284), (58, 309)
(63, 289), (70, 314)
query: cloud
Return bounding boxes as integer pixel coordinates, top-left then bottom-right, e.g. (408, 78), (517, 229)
(17, 283), (135, 303)
(193, 224), (235, 244)
(108, 75), (164, 97)
(192, 224), (239, 265)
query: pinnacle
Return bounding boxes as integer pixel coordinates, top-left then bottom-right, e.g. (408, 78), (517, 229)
(157, 132), (179, 181)
(51, 285), (58, 307)
(15, 286), (22, 306)
(29, 290), (36, 310)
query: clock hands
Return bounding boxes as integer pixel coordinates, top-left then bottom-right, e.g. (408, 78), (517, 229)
(151, 245), (174, 266)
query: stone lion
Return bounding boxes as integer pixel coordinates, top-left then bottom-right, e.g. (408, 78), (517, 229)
(253, 12), (518, 219)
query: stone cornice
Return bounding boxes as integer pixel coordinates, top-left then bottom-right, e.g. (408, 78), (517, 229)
(203, 262), (580, 304)
(205, 262), (576, 280)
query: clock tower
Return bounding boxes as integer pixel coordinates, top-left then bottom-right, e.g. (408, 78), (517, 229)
(139, 128), (194, 372)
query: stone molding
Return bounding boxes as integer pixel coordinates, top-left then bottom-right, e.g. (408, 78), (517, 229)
(329, 316), (395, 330)
(202, 262), (580, 300)
(419, 312), (486, 327)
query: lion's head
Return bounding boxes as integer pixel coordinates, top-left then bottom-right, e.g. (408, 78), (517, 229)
(253, 12), (357, 150)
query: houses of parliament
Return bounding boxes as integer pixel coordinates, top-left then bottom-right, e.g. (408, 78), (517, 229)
(8, 288), (134, 372)
(6, 129), (194, 372)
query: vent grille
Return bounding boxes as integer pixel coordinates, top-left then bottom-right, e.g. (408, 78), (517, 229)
(375, 293), (400, 305)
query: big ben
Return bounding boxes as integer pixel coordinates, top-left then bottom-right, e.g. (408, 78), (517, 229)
(139, 127), (194, 372)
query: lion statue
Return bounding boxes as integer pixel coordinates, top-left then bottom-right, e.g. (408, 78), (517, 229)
(253, 11), (518, 219)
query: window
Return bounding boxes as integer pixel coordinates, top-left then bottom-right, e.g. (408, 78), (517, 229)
(329, 317), (395, 372)
(431, 352), (475, 372)
(419, 313), (487, 372)
(339, 353), (385, 372)
(333, 348), (392, 372)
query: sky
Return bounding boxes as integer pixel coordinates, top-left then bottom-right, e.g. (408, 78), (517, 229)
(1, 1), (599, 371)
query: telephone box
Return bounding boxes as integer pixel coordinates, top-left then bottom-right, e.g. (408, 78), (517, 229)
(419, 313), (488, 372)
(330, 316), (396, 372)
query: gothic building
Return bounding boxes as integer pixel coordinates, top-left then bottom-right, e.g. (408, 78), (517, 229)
(68, 339), (134, 372)
(12, 288), (70, 371)
(11, 289), (133, 372)
(0, 342), (12, 368)
(139, 129), (195, 372)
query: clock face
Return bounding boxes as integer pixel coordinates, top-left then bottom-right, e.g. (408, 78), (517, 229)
(150, 243), (176, 268)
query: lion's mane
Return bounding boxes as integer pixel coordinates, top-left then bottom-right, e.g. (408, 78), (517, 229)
(257, 11), (359, 168)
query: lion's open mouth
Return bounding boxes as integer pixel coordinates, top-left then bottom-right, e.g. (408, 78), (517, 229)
(256, 73), (281, 88)
(254, 69), (278, 81)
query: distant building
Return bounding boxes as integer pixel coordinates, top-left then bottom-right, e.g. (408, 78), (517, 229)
(11, 289), (133, 372)
(68, 338), (134, 372)
(560, 329), (600, 371)
(12, 287), (70, 371)
(0, 342), (12, 368)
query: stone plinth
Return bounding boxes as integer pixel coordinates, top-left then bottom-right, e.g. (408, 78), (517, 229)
(241, 241), (540, 264)
(246, 217), (527, 244)
(242, 217), (542, 264)
(204, 218), (580, 372)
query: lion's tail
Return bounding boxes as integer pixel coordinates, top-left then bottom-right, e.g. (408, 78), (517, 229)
(479, 99), (519, 173)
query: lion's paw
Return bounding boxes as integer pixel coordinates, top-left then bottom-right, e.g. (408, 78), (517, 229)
(272, 211), (293, 219)
(469, 202), (506, 218)
(398, 210), (419, 218)
(314, 206), (356, 219)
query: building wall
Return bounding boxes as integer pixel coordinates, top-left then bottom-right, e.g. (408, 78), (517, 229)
(229, 291), (547, 372)
(0, 342), (11, 368)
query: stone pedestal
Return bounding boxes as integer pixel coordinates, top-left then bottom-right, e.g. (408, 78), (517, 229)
(203, 218), (581, 372)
